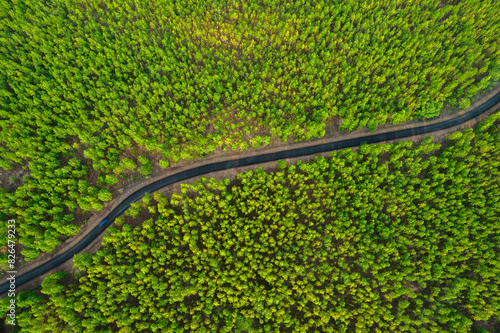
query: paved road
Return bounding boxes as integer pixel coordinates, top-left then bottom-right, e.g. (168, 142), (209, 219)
(1, 91), (500, 295)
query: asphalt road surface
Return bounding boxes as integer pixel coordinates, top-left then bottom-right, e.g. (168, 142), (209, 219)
(1, 91), (499, 295)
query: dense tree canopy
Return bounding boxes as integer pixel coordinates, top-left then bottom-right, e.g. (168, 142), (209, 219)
(0, 0), (499, 260)
(3, 111), (499, 332)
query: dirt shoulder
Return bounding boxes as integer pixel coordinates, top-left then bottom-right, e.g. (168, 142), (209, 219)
(2, 82), (500, 296)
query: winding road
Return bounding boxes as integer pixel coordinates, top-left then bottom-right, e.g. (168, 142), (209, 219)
(1, 91), (500, 295)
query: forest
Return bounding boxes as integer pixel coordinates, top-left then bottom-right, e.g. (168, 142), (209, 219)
(0, 0), (499, 262)
(2, 110), (499, 332)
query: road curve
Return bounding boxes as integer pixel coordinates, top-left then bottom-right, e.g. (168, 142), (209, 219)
(1, 91), (500, 295)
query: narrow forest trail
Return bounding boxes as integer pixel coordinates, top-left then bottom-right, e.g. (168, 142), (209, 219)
(1, 91), (500, 296)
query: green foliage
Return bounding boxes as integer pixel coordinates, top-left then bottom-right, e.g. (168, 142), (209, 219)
(159, 159), (170, 169)
(277, 159), (287, 169)
(447, 131), (464, 141)
(40, 272), (66, 295)
(11, 112), (500, 332)
(90, 200), (103, 211)
(105, 174), (119, 186)
(138, 156), (152, 176)
(236, 316), (255, 332)
(459, 98), (471, 110)
(391, 108), (412, 125)
(0, 0), (499, 261)
(417, 100), (443, 119)
(125, 202), (141, 218)
(476, 111), (500, 133)
(114, 216), (125, 227)
(119, 158), (137, 172)
(472, 327), (490, 333)
(73, 253), (93, 271)
(491, 67), (500, 82)
(98, 189), (112, 202)
(0, 296), (12, 318)
(142, 192), (151, 207)
(20, 248), (40, 262)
